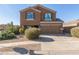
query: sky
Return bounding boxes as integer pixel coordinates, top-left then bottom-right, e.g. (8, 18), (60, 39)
(0, 4), (79, 25)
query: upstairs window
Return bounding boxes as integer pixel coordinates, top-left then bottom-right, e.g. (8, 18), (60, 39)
(25, 12), (35, 20)
(43, 13), (52, 21)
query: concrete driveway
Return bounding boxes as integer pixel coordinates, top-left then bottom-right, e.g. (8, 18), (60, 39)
(37, 34), (79, 55)
(0, 34), (79, 55)
(40, 34), (79, 41)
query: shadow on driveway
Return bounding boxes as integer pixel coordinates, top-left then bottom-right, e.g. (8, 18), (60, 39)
(32, 36), (54, 42)
(13, 47), (43, 55)
(13, 47), (28, 54)
(42, 34), (72, 37)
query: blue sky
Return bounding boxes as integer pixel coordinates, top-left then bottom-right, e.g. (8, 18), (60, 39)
(0, 4), (79, 25)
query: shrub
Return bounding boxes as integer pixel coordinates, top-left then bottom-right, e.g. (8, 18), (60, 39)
(71, 27), (79, 38)
(19, 26), (25, 34)
(25, 28), (40, 40)
(13, 26), (20, 35)
(7, 33), (16, 39)
(0, 31), (16, 40)
(0, 32), (3, 39)
(6, 22), (20, 35)
(7, 22), (14, 33)
(0, 31), (7, 40)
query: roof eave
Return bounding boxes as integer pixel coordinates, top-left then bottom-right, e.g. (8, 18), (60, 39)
(20, 7), (41, 13)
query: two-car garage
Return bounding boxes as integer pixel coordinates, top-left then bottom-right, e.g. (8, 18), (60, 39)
(40, 22), (63, 34)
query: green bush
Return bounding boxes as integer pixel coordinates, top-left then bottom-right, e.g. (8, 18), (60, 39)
(71, 27), (79, 38)
(7, 22), (14, 33)
(19, 26), (25, 34)
(0, 31), (16, 40)
(6, 22), (20, 35)
(7, 26), (20, 35)
(7, 33), (16, 39)
(0, 32), (5, 39)
(25, 28), (40, 40)
(13, 26), (20, 35)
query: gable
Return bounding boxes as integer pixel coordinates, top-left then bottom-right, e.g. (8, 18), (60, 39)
(20, 5), (56, 13)
(33, 5), (56, 13)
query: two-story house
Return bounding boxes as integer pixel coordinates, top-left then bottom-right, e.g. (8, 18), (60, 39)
(20, 5), (63, 34)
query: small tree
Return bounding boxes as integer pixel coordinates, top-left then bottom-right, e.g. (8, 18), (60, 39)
(7, 21), (14, 33)
(6, 22), (20, 35)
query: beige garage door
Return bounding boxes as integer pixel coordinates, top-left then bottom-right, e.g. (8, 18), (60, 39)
(40, 25), (60, 34)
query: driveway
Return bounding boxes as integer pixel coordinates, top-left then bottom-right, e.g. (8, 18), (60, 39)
(37, 34), (79, 54)
(0, 34), (79, 55)
(40, 34), (79, 41)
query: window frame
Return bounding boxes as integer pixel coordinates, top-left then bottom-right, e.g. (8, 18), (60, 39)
(25, 12), (35, 20)
(43, 13), (52, 21)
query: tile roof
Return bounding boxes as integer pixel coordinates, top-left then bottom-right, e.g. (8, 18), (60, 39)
(20, 4), (56, 13)
(56, 18), (64, 22)
(33, 4), (56, 13)
(20, 7), (41, 12)
(63, 19), (79, 27)
(0, 24), (7, 30)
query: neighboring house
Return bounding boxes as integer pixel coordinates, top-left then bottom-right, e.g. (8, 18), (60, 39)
(0, 24), (7, 31)
(20, 5), (63, 34)
(63, 20), (79, 33)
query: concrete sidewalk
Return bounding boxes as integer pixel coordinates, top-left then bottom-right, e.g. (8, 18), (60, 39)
(0, 41), (39, 48)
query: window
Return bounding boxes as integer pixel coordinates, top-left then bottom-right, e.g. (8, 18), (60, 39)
(43, 13), (52, 21)
(25, 12), (35, 20)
